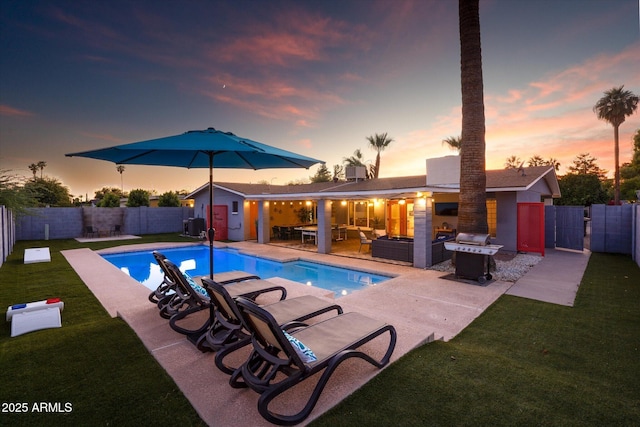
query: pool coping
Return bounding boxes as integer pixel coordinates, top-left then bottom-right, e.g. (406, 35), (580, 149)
(62, 241), (513, 426)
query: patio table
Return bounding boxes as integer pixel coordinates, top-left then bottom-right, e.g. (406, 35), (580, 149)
(294, 226), (317, 244)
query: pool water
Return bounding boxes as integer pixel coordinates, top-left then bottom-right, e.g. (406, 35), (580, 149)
(102, 246), (390, 297)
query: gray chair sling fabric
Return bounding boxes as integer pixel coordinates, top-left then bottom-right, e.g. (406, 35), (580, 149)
(201, 278), (342, 372)
(233, 297), (397, 425)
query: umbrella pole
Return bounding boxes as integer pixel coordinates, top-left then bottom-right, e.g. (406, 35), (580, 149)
(208, 153), (215, 280)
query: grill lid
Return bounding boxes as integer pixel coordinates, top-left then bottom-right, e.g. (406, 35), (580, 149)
(456, 233), (490, 246)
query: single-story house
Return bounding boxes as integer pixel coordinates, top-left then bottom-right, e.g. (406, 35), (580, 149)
(186, 156), (560, 267)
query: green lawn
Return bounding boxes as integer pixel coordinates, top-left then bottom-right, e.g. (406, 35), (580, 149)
(312, 253), (640, 426)
(0, 235), (206, 426)
(1, 236), (638, 426)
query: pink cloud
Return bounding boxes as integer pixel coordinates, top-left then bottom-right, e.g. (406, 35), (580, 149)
(297, 138), (312, 149)
(0, 105), (35, 117)
(202, 72), (349, 127)
(386, 43), (640, 179)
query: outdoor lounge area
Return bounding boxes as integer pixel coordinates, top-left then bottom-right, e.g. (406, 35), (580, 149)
(268, 228), (455, 266)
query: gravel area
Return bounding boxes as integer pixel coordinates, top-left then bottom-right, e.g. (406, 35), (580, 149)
(429, 253), (543, 282)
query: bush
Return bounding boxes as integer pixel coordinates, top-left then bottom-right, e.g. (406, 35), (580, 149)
(99, 192), (120, 207)
(127, 189), (150, 207)
(158, 191), (181, 207)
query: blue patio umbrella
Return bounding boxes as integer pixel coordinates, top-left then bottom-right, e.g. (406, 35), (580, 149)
(66, 127), (323, 279)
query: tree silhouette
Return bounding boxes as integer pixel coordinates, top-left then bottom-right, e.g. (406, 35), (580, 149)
(442, 136), (462, 153)
(366, 132), (394, 178)
(36, 161), (46, 179)
(116, 165), (125, 192)
(504, 155), (522, 169)
(593, 85), (639, 204)
(28, 163), (38, 178)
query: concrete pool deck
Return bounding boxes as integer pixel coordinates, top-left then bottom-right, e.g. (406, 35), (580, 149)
(61, 241), (587, 426)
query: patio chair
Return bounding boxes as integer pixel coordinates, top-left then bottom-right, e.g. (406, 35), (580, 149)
(233, 297), (397, 425)
(110, 224), (122, 236)
(161, 260), (288, 348)
(84, 226), (96, 238)
(280, 226), (292, 240)
(358, 228), (372, 252)
(200, 278), (342, 372)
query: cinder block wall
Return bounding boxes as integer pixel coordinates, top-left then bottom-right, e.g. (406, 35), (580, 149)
(16, 208), (83, 240)
(15, 207), (194, 240)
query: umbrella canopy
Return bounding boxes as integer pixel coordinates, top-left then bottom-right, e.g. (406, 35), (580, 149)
(66, 127), (323, 278)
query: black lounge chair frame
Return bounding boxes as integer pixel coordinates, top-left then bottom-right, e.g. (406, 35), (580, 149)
(233, 297), (397, 425)
(149, 251), (261, 305)
(201, 278), (342, 373)
(159, 259), (288, 351)
(149, 251), (177, 304)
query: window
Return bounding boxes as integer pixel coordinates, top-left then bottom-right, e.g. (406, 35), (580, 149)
(232, 201), (239, 215)
(486, 198), (497, 237)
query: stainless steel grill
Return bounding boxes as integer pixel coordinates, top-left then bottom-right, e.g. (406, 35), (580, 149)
(444, 233), (503, 284)
(444, 233), (502, 255)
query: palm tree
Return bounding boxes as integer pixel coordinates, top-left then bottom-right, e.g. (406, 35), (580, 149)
(366, 132), (394, 178)
(116, 165), (125, 192)
(343, 149), (366, 167)
(527, 155), (545, 167)
(504, 155), (522, 169)
(442, 136), (462, 153)
(593, 85), (639, 204)
(458, 0), (487, 234)
(343, 149), (372, 179)
(36, 161), (47, 179)
(28, 163), (38, 179)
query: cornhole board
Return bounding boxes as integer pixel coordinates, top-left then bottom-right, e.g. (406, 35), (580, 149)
(6, 298), (64, 337)
(24, 247), (51, 264)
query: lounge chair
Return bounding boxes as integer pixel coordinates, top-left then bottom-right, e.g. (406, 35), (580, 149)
(149, 251), (260, 304)
(233, 297), (397, 425)
(149, 252), (177, 304)
(200, 278), (342, 372)
(160, 260), (288, 349)
(358, 228), (372, 252)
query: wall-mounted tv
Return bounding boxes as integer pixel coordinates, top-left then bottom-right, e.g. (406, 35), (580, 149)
(434, 202), (458, 216)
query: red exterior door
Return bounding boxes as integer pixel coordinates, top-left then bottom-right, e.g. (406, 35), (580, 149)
(517, 202), (545, 256)
(207, 205), (228, 241)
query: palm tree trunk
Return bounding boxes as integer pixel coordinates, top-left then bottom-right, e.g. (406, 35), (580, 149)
(458, 0), (488, 234)
(614, 124), (620, 205)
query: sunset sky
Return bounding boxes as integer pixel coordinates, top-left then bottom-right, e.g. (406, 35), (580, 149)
(1, 0), (639, 199)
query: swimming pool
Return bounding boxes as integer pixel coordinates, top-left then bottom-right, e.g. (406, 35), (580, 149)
(102, 246), (391, 297)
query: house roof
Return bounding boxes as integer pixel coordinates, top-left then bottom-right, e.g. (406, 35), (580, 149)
(186, 166), (560, 200)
